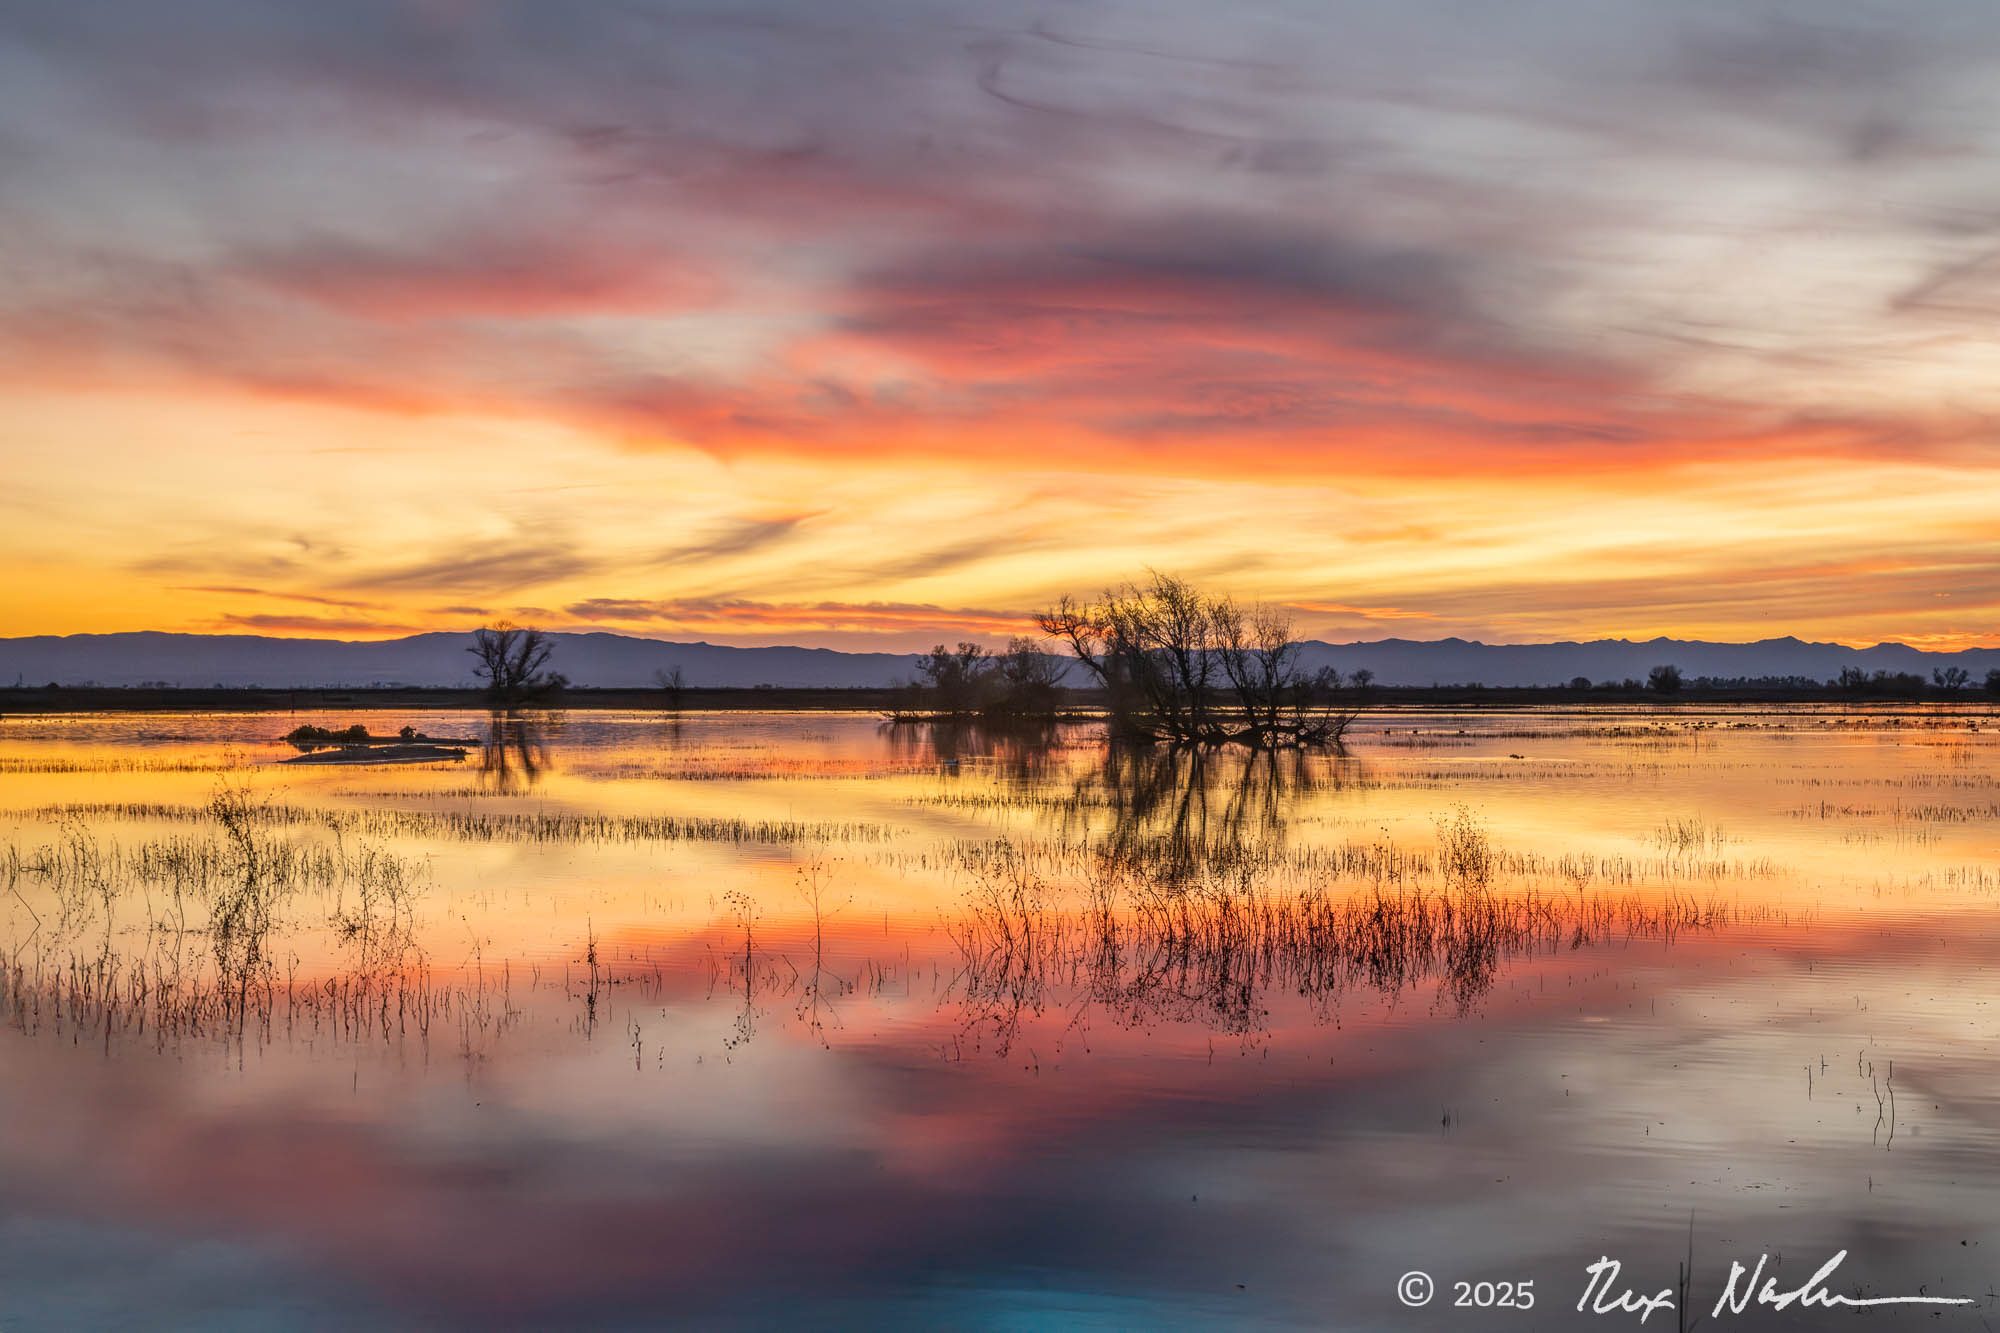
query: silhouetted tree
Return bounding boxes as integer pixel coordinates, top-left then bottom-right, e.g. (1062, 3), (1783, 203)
(990, 636), (1065, 717)
(915, 642), (991, 716)
(1647, 664), (1683, 695)
(1987, 669), (2000, 698)
(895, 638), (1069, 722)
(1215, 601), (1301, 738)
(654, 666), (687, 710)
(1934, 666), (1971, 692)
(468, 624), (566, 705)
(1568, 675), (1592, 692)
(1837, 669), (1928, 699)
(1039, 580), (1204, 739)
(1039, 572), (1351, 746)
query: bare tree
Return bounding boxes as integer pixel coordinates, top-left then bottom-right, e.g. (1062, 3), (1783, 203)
(468, 624), (566, 705)
(1037, 593), (1126, 721)
(1040, 582), (1162, 737)
(1045, 573), (1223, 740)
(892, 638), (1069, 723)
(991, 636), (1065, 717)
(914, 642), (990, 716)
(1040, 572), (1351, 747)
(1129, 572), (1225, 741)
(654, 665), (687, 710)
(1934, 666), (1971, 692)
(1216, 602), (1298, 737)
(1647, 663), (1683, 695)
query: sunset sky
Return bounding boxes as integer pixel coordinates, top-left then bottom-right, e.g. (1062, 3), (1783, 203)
(4, 1), (1999, 651)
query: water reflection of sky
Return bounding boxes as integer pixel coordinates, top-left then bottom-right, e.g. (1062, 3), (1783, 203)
(2, 708), (1998, 1328)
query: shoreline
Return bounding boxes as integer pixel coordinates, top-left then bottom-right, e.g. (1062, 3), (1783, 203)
(3, 684), (1999, 715)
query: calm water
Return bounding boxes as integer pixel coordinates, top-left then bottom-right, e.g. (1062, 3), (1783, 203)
(3, 706), (2000, 1330)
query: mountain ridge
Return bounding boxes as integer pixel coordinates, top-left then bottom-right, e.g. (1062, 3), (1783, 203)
(3, 629), (1997, 690)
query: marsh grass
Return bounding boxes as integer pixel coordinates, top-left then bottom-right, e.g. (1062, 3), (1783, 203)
(0, 757), (240, 774)
(0, 939), (537, 1061)
(9, 817), (426, 903)
(1652, 816), (1729, 857)
(1, 784), (437, 1047)
(916, 821), (1778, 895)
(939, 836), (1760, 1056)
(1802, 800), (2000, 823)
(31, 801), (892, 847)
(1434, 805), (1496, 891)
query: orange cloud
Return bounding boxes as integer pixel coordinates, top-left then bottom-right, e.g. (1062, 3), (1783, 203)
(1289, 602), (1440, 621)
(215, 613), (422, 634)
(560, 598), (1035, 639)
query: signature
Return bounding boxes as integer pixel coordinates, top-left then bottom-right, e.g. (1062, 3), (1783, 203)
(1578, 1251), (1974, 1324)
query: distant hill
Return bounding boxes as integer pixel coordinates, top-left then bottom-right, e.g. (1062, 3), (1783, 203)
(1, 629), (1996, 691)
(0, 631), (917, 690)
(1292, 636), (2000, 690)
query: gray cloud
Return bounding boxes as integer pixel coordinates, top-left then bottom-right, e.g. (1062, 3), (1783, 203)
(653, 514), (815, 567)
(175, 585), (378, 610)
(217, 612), (413, 633)
(3, 0), (1999, 462)
(341, 545), (600, 595)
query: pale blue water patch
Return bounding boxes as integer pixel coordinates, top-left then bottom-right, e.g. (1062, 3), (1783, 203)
(0, 1214), (392, 1332)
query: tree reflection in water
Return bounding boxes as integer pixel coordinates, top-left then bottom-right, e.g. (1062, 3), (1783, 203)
(887, 719), (1347, 881)
(1068, 743), (1342, 887)
(942, 744), (1739, 1056)
(882, 717), (1069, 780)
(479, 710), (557, 792)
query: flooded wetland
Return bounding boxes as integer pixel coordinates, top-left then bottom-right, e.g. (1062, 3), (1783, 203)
(4, 706), (2000, 1329)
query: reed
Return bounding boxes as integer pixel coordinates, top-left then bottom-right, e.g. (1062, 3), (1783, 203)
(32, 801), (893, 847)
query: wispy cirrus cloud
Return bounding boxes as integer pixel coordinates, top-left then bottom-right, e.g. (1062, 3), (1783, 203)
(216, 612), (418, 634)
(560, 597), (1034, 639)
(1289, 602), (1439, 622)
(653, 513), (816, 567)
(340, 545), (603, 595)
(176, 585), (377, 610)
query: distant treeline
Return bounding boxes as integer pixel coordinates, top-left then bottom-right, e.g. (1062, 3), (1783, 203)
(6, 679), (1999, 715)
(1625, 667), (1999, 699)
(1387, 668), (2000, 699)
(890, 574), (1357, 746)
(9, 620), (1998, 720)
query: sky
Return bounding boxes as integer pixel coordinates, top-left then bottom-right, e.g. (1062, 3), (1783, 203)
(3, 0), (1999, 651)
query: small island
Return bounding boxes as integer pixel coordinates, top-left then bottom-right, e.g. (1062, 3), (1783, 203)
(279, 722), (479, 765)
